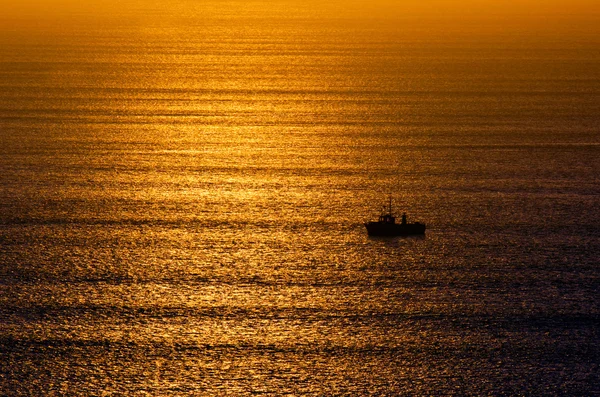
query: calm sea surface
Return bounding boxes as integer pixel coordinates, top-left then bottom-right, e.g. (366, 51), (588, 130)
(1, 1), (599, 395)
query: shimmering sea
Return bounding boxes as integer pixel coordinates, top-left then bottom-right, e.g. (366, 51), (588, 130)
(1, 1), (599, 395)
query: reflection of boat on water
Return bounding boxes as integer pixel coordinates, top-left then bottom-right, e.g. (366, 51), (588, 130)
(364, 197), (426, 236)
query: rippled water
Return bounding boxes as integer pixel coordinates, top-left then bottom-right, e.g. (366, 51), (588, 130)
(1, 1), (600, 395)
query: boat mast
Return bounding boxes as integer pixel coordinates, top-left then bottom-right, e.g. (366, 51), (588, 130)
(388, 195), (393, 216)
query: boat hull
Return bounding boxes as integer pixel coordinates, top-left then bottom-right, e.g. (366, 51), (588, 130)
(364, 222), (426, 236)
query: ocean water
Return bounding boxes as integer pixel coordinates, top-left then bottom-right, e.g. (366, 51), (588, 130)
(1, 1), (600, 395)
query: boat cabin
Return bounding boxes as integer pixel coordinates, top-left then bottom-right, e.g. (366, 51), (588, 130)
(378, 212), (407, 225)
(379, 214), (396, 224)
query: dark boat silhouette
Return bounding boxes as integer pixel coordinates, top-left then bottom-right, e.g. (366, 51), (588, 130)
(364, 197), (426, 236)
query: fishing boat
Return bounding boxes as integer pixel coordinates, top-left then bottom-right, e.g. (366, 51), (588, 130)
(364, 197), (426, 236)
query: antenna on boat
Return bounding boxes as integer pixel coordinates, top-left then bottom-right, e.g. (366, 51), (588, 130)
(388, 194), (393, 216)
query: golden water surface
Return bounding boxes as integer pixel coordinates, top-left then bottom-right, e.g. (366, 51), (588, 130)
(1, 1), (600, 395)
